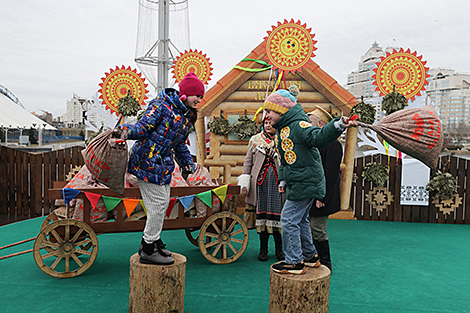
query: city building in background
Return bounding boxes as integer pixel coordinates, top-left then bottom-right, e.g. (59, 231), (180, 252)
(425, 68), (470, 134)
(346, 42), (397, 121)
(346, 43), (470, 136)
(64, 94), (101, 128)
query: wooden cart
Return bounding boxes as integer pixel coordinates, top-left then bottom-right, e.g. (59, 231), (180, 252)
(33, 183), (245, 278)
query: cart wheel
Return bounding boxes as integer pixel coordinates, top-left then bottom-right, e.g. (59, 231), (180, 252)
(198, 212), (249, 264)
(40, 212), (59, 231)
(33, 219), (99, 278)
(185, 227), (200, 247)
(185, 227), (212, 247)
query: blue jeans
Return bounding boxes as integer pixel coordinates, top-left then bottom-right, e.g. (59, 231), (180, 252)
(281, 198), (317, 264)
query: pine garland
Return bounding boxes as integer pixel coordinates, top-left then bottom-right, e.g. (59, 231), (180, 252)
(382, 91), (408, 115)
(117, 90), (140, 117)
(207, 115), (232, 136)
(351, 100), (376, 124)
(362, 162), (389, 187)
(232, 114), (258, 140)
(426, 170), (457, 199)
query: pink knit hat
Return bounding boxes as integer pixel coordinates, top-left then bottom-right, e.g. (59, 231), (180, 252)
(179, 72), (205, 99)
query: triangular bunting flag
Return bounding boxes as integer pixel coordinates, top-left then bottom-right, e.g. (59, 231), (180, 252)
(61, 188), (81, 205)
(122, 199), (141, 218)
(179, 195), (195, 212)
(165, 198), (178, 218)
(84, 192), (102, 210)
(213, 185), (228, 204)
(196, 190), (213, 208)
(102, 196), (122, 212)
(140, 200), (147, 215)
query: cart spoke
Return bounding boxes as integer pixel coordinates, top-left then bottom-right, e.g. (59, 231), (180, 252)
(231, 228), (243, 236)
(222, 243), (227, 259)
(65, 225), (70, 241)
(227, 220), (237, 233)
(71, 253), (84, 267)
(227, 242), (237, 254)
(205, 240), (219, 249)
(41, 240), (60, 250)
(210, 222), (221, 234)
(50, 229), (63, 244)
(75, 238), (91, 247)
(74, 248), (92, 256)
(41, 250), (60, 260)
(50, 255), (63, 270)
(65, 255), (70, 272)
(211, 242), (222, 257)
(71, 228), (84, 243)
(222, 217), (226, 232)
(230, 237), (243, 244)
(204, 232), (219, 239)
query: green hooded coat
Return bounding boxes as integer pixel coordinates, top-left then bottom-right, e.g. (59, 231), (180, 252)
(273, 103), (343, 201)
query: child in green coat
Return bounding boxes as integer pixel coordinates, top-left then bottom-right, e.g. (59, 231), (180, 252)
(264, 86), (356, 274)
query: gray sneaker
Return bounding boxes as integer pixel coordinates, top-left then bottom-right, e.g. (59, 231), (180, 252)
(140, 249), (175, 265)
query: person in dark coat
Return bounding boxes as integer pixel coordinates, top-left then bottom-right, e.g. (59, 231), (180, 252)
(307, 107), (342, 272)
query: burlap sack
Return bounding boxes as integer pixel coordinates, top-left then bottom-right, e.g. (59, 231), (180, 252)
(358, 104), (443, 169)
(84, 129), (128, 195)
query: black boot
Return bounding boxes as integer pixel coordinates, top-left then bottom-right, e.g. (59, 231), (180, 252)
(273, 231), (285, 261)
(258, 231), (269, 261)
(314, 239), (332, 271)
(139, 238), (174, 265)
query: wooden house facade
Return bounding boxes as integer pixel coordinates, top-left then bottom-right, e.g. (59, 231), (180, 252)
(194, 42), (358, 217)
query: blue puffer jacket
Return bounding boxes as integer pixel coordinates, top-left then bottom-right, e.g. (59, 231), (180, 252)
(120, 88), (194, 185)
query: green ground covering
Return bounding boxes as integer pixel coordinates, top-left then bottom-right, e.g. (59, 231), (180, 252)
(1, 217), (469, 313)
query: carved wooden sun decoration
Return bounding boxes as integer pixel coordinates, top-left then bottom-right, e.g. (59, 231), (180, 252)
(372, 48), (430, 101)
(264, 19), (317, 74)
(172, 49), (213, 85)
(99, 66), (148, 116)
(432, 194), (463, 215)
(365, 187), (394, 213)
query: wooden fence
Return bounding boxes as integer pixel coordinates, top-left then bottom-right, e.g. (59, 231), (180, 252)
(1, 144), (469, 225)
(351, 154), (470, 224)
(0, 145), (84, 219)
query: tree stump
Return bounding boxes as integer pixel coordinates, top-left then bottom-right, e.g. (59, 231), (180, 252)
(129, 253), (186, 313)
(269, 265), (331, 313)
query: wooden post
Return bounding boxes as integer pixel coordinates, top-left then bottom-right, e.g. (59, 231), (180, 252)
(195, 116), (206, 166)
(269, 265), (331, 313)
(340, 126), (358, 210)
(129, 253), (186, 313)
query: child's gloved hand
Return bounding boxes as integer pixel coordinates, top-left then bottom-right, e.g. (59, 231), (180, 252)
(111, 127), (128, 140)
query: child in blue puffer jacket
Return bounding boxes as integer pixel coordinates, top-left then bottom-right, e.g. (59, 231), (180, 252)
(119, 72), (204, 265)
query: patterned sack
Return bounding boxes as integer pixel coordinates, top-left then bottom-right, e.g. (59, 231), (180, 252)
(357, 104), (443, 169)
(65, 165), (109, 222)
(84, 129), (128, 195)
(170, 163), (189, 187)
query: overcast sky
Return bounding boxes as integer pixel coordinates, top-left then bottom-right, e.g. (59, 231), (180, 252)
(1, 0), (469, 117)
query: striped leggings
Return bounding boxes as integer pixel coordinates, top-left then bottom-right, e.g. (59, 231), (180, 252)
(137, 178), (170, 243)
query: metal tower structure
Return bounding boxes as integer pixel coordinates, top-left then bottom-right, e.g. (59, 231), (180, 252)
(135, 0), (190, 93)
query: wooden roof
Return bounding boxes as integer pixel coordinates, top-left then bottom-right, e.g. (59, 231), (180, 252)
(197, 42), (357, 116)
